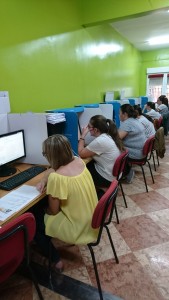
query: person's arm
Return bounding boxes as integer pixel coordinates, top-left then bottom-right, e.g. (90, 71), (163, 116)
(78, 126), (96, 158)
(46, 194), (60, 215)
(36, 168), (54, 193)
(118, 130), (128, 139)
(78, 143), (96, 158)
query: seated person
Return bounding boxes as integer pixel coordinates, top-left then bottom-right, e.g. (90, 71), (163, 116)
(143, 101), (161, 120)
(156, 95), (168, 115)
(35, 134), (98, 272)
(118, 104), (147, 183)
(133, 105), (155, 138)
(78, 115), (124, 189)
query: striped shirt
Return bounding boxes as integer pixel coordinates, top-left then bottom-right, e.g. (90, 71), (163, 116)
(138, 115), (155, 138)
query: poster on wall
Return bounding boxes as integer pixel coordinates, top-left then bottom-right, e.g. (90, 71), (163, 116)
(105, 91), (114, 102)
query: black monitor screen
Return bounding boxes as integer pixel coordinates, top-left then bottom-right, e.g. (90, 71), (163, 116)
(0, 130), (26, 177)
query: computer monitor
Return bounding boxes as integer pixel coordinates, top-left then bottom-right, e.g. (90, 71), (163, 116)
(0, 130), (26, 177)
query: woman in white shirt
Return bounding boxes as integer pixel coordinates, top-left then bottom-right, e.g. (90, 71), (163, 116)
(78, 115), (124, 188)
(144, 102), (161, 120)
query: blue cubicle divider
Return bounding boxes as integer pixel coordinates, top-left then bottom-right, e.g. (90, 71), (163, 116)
(75, 104), (99, 108)
(102, 101), (121, 128)
(140, 97), (148, 110)
(63, 111), (79, 155)
(46, 107), (84, 113)
(46, 107), (82, 155)
(128, 99), (136, 106)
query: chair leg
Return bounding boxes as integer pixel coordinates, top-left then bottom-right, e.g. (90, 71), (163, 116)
(49, 241), (52, 279)
(27, 265), (44, 300)
(114, 204), (119, 224)
(25, 242), (43, 300)
(119, 182), (127, 208)
(104, 225), (119, 264)
(88, 245), (104, 300)
(156, 150), (160, 166)
(151, 150), (156, 171)
(146, 160), (155, 184)
(140, 165), (148, 192)
(48, 241), (55, 290)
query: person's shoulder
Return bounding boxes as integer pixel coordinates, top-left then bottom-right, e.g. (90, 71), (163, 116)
(123, 117), (133, 123)
(140, 115), (148, 123)
(48, 171), (58, 181)
(130, 117), (139, 123)
(74, 156), (85, 166)
(97, 133), (109, 140)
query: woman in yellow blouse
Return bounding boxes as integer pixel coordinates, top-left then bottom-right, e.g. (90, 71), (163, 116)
(35, 134), (98, 272)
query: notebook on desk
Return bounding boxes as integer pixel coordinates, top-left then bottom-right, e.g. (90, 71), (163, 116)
(0, 185), (40, 221)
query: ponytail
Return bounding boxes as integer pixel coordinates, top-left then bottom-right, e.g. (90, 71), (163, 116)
(90, 115), (124, 151)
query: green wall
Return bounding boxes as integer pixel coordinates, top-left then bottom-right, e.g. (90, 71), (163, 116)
(1, 0), (168, 113)
(0, 0), (82, 48)
(0, 23), (141, 113)
(140, 49), (169, 95)
(80, 0), (169, 25)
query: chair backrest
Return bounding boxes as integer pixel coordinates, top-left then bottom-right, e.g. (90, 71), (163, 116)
(0, 212), (36, 283)
(154, 116), (163, 131)
(143, 135), (155, 156)
(158, 116), (163, 127)
(154, 127), (166, 158)
(91, 180), (118, 229)
(113, 149), (129, 179)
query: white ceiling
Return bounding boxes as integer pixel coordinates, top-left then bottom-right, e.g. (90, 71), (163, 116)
(110, 8), (169, 51)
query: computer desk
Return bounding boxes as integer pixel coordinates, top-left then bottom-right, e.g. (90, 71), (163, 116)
(0, 163), (47, 226)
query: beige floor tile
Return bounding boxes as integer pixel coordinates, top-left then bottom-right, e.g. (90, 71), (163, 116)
(115, 195), (145, 220)
(134, 242), (169, 300)
(148, 208), (169, 235)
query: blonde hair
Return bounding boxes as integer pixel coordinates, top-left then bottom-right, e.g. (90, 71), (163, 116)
(42, 134), (74, 170)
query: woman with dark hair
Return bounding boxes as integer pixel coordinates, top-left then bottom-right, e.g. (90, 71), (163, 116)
(118, 104), (146, 183)
(143, 101), (161, 120)
(156, 95), (169, 115)
(133, 104), (155, 138)
(78, 115), (124, 188)
(35, 134), (98, 272)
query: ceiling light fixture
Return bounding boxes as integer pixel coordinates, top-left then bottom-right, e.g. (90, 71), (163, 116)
(148, 36), (169, 45)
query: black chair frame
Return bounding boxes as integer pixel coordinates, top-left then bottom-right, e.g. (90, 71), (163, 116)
(115, 151), (129, 208)
(87, 184), (119, 300)
(128, 156), (154, 193)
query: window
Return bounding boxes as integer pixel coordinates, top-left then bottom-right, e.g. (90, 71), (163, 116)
(167, 75), (169, 99)
(146, 67), (169, 101)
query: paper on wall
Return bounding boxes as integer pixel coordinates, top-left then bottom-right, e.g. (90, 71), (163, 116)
(0, 91), (10, 114)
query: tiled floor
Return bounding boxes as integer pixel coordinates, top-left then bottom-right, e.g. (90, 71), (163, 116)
(1, 136), (169, 300)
